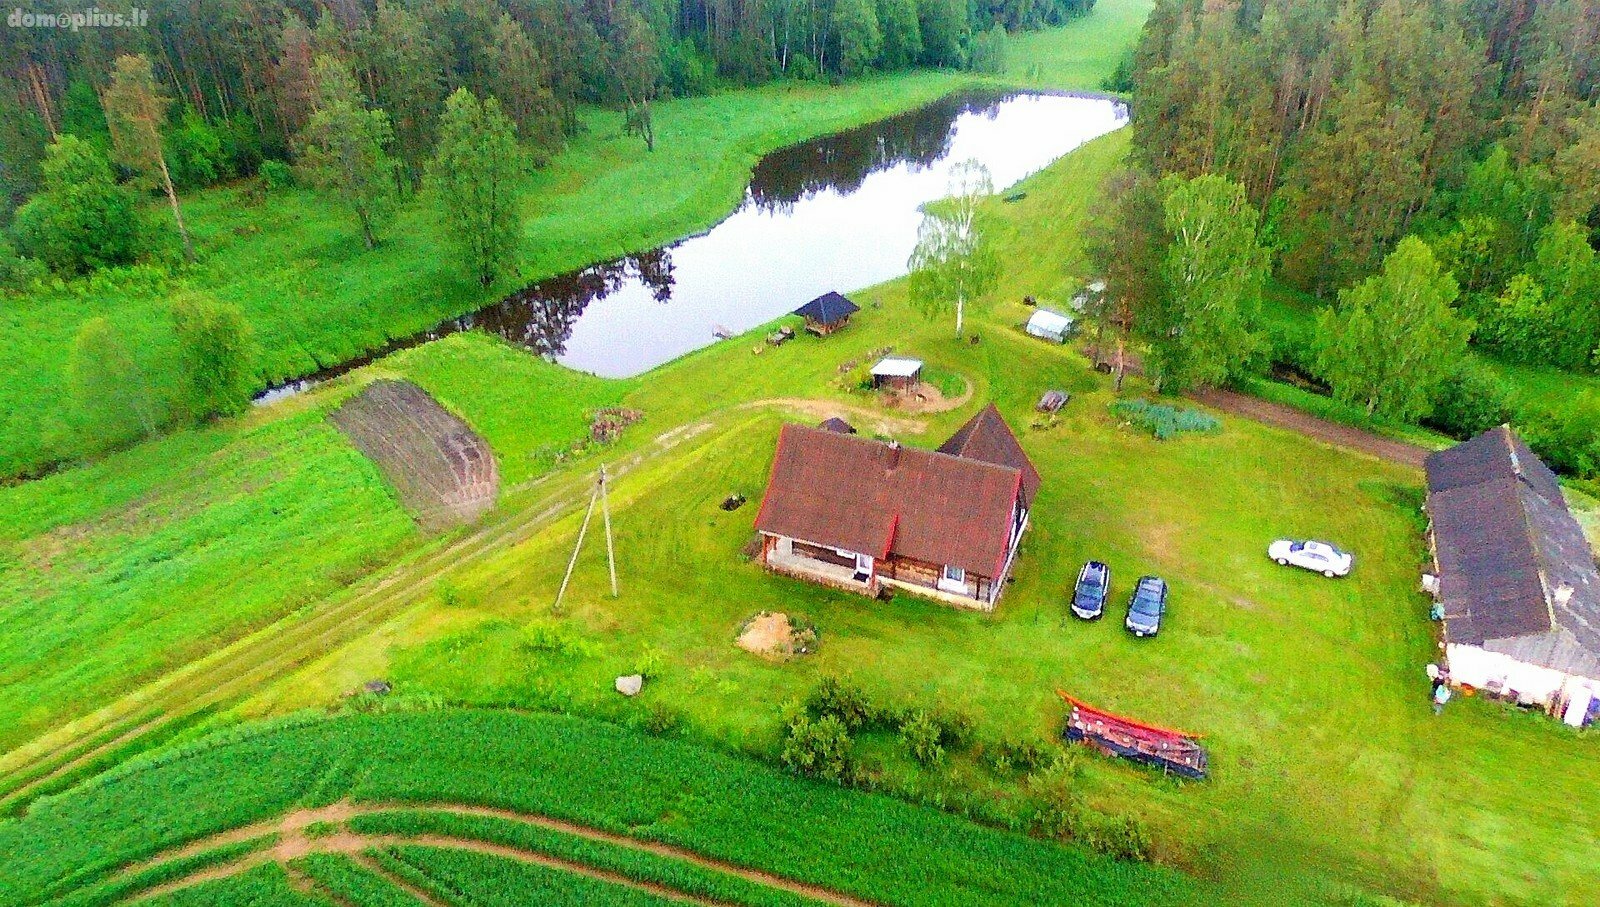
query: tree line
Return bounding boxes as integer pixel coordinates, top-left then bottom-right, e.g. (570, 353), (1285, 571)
(1085, 0), (1600, 477)
(0, 0), (1095, 230)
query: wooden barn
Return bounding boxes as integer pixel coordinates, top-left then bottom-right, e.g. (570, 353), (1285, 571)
(1424, 425), (1600, 726)
(753, 404), (1039, 610)
(793, 291), (860, 336)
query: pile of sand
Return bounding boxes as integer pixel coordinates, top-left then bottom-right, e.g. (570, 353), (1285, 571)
(736, 612), (816, 659)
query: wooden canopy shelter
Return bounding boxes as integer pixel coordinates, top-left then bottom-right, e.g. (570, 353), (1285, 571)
(793, 291), (860, 336)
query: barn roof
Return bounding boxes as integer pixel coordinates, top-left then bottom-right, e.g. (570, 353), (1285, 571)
(1426, 426), (1600, 678)
(792, 291), (860, 325)
(754, 424), (1025, 578)
(938, 404), (1041, 505)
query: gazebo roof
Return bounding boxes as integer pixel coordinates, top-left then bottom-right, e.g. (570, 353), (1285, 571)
(870, 357), (923, 378)
(792, 291), (860, 325)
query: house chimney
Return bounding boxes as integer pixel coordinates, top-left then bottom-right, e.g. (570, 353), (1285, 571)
(1554, 584), (1575, 607)
(887, 440), (901, 471)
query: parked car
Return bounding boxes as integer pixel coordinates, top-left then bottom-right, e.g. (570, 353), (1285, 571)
(1268, 539), (1354, 577)
(1125, 576), (1168, 638)
(1071, 561), (1111, 620)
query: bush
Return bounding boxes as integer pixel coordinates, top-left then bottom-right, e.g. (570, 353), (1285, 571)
(898, 710), (945, 766)
(1423, 361), (1513, 440)
(980, 736), (1052, 774)
(259, 159), (294, 191)
(805, 675), (877, 730)
(1519, 396), (1600, 479)
(0, 236), (45, 291)
(1080, 813), (1153, 862)
(780, 711), (853, 781)
(1109, 398), (1221, 440)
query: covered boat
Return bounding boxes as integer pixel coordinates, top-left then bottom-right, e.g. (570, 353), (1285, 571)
(1058, 691), (1208, 780)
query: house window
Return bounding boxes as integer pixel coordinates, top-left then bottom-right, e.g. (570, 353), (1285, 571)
(943, 565), (966, 583)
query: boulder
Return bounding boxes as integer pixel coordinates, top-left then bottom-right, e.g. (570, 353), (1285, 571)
(615, 674), (644, 697)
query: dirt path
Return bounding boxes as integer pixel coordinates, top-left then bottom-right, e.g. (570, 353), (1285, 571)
(738, 399), (927, 436)
(1188, 388), (1428, 468)
(118, 801), (878, 907)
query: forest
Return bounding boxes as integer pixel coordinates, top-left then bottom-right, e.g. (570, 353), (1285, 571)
(1087, 0), (1600, 479)
(0, 0), (1093, 224)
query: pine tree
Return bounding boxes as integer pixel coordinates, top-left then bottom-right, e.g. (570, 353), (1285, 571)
(102, 54), (195, 262)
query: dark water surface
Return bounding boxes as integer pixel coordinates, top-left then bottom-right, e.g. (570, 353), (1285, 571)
(258, 92), (1126, 402)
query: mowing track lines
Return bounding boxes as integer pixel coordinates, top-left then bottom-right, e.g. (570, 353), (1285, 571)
(1, 420), (729, 811)
(105, 801), (876, 907)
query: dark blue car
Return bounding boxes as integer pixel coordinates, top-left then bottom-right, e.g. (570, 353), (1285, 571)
(1071, 561), (1111, 620)
(1125, 576), (1168, 638)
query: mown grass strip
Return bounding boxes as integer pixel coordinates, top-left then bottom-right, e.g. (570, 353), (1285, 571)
(350, 810), (818, 907)
(290, 853), (426, 907)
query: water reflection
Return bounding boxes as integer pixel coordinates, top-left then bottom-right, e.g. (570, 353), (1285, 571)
(256, 91), (1126, 400)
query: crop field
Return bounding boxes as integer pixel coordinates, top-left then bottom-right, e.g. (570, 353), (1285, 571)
(0, 711), (1201, 907)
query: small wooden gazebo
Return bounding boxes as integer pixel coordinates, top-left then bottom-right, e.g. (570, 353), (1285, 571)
(793, 291), (861, 336)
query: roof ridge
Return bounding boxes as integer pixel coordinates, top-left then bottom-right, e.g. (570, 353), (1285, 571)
(789, 423), (1024, 478)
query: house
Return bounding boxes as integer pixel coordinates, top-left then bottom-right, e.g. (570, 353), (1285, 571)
(869, 357), (923, 391)
(1423, 425), (1600, 726)
(1024, 309), (1074, 344)
(793, 291), (860, 336)
(753, 404), (1037, 610)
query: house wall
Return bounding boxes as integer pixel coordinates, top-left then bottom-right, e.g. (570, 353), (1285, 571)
(1444, 643), (1600, 726)
(882, 555), (993, 608)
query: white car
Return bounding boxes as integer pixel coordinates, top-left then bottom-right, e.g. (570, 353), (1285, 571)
(1268, 540), (1353, 577)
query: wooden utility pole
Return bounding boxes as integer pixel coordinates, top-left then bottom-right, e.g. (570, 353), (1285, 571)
(552, 467), (619, 611)
(600, 464), (618, 598)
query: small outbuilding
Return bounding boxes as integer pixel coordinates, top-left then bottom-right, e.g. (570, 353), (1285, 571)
(1024, 309), (1074, 344)
(870, 357), (924, 391)
(793, 291), (861, 336)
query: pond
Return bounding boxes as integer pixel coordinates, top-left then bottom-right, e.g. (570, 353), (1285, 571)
(257, 91), (1126, 402)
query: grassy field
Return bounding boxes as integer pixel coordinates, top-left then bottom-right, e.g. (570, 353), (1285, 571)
(0, 710), (1202, 906)
(0, 332), (621, 759)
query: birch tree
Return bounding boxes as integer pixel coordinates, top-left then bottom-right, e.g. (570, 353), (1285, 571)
(1314, 236), (1471, 420)
(1151, 173), (1268, 391)
(908, 159), (998, 337)
(102, 54), (194, 262)
(428, 89), (526, 286)
(294, 56), (400, 250)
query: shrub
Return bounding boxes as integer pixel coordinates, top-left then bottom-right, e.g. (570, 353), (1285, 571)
(259, 159), (294, 191)
(1081, 813), (1153, 862)
(1519, 396), (1600, 479)
(1423, 361), (1513, 440)
(632, 644), (667, 679)
(805, 675), (877, 730)
(519, 620), (600, 658)
(0, 237), (45, 291)
(781, 711), (853, 781)
(1109, 398), (1220, 440)
(980, 737), (1052, 774)
(899, 710), (945, 766)
(171, 290), (256, 421)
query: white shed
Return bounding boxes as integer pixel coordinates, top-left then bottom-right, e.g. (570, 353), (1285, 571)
(1024, 309), (1074, 343)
